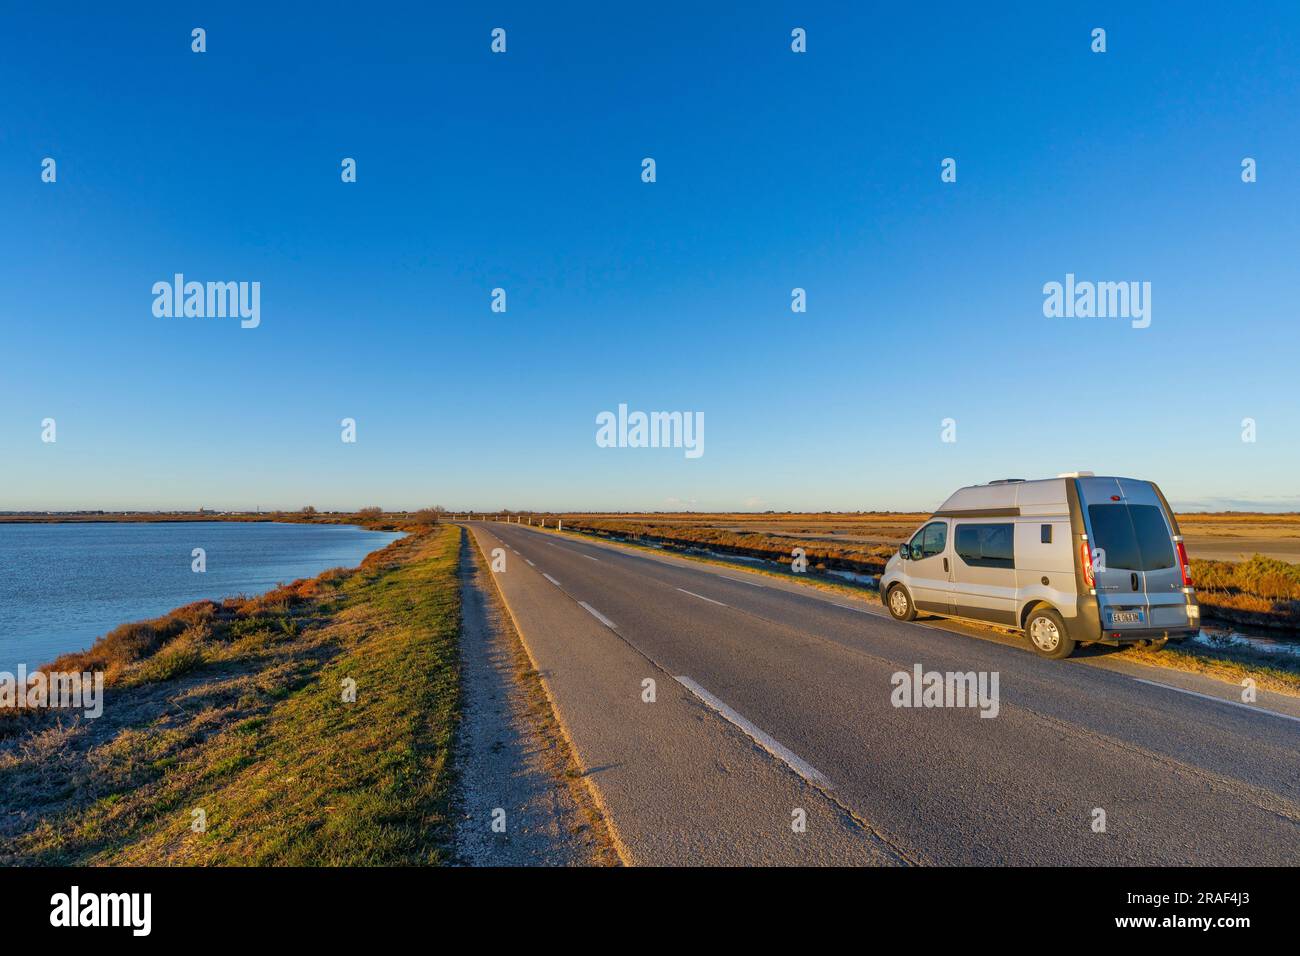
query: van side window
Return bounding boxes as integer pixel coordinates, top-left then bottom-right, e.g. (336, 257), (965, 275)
(955, 523), (1015, 569)
(910, 522), (946, 559)
(1041, 524), (1052, 544)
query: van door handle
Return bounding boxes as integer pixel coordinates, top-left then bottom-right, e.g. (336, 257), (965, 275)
(943, 558), (949, 573)
(1130, 572), (1139, 591)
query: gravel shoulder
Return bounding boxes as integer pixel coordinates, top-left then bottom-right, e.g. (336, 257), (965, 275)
(453, 527), (619, 866)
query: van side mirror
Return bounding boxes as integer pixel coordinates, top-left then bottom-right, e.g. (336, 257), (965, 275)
(899, 542), (910, 560)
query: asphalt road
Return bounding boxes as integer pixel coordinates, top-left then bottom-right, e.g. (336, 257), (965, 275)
(467, 521), (1300, 866)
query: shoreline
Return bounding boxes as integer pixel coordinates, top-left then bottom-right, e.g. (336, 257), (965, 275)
(1, 520), (406, 677)
(0, 523), (459, 864)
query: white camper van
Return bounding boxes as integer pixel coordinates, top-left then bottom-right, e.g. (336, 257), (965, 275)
(878, 474), (1200, 659)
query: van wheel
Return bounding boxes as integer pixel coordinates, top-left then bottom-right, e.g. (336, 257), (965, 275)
(1025, 607), (1075, 659)
(886, 585), (917, 622)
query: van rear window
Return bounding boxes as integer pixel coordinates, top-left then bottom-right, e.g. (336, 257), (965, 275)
(1086, 504), (1175, 572)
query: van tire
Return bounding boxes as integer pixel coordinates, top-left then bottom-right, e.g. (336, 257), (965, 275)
(886, 585), (917, 622)
(1025, 607), (1075, 659)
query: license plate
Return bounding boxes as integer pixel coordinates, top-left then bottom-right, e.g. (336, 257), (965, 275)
(1109, 609), (1144, 625)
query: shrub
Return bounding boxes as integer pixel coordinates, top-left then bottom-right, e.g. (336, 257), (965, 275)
(130, 644), (206, 685)
(1191, 555), (1300, 601)
(46, 601), (220, 680)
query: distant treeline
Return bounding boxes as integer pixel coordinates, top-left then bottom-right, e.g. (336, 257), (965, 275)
(0, 507), (448, 533)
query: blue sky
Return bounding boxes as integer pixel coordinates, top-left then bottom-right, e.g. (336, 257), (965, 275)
(2, 2), (1298, 513)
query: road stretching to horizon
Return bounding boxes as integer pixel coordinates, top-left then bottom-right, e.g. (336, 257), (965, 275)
(466, 521), (1300, 866)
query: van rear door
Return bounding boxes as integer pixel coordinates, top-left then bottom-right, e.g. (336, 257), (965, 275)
(1077, 477), (1183, 633)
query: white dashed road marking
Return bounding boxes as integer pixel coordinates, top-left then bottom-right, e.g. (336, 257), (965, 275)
(675, 676), (831, 789)
(579, 602), (617, 629)
(676, 588), (727, 607)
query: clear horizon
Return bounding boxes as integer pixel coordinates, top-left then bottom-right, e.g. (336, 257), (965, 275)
(4, 4), (1298, 514)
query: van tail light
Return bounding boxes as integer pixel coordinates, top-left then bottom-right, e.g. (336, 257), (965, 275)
(1176, 540), (1193, 586)
(1080, 541), (1095, 588)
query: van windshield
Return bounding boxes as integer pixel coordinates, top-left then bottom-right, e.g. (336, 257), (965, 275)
(1087, 504), (1175, 572)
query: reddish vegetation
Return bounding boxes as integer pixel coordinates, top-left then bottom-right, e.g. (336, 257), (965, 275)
(43, 572), (336, 686)
(565, 519), (897, 575)
(45, 600), (219, 684)
(1190, 556), (1300, 629)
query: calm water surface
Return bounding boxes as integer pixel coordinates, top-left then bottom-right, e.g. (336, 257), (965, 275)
(0, 522), (403, 671)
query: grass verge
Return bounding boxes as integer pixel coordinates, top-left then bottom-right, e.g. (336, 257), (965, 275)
(0, 524), (461, 865)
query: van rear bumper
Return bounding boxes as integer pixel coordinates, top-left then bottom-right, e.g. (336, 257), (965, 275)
(1086, 625), (1199, 646)
(1066, 594), (1199, 646)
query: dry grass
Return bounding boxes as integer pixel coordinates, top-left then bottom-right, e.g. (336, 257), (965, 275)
(1130, 553), (1300, 630)
(0, 525), (461, 865)
(1111, 640), (1300, 695)
(562, 518), (901, 577)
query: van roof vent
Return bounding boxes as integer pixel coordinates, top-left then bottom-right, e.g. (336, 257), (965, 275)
(1057, 471), (1096, 478)
(987, 478), (1026, 485)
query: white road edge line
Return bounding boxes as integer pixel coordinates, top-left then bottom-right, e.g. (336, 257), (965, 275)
(525, 559), (535, 567)
(831, 602), (869, 613)
(581, 554), (600, 562)
(676, 587), (727, 607)
(675, 676), (832, 790)
(1132, 678), (1300, 724)
(578, 601), (617, 629)
(543, 573), (561, 586)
